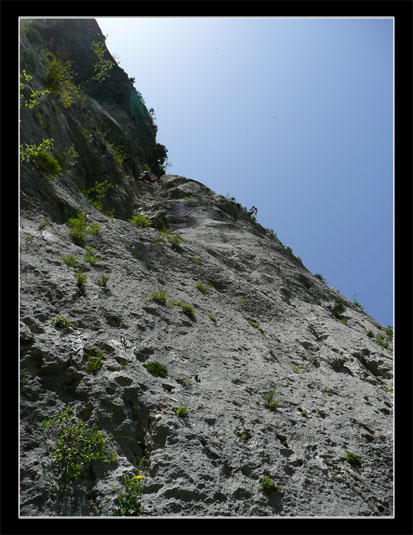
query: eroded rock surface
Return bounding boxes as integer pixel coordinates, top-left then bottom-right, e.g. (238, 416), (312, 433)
(19, 19), (393, 517)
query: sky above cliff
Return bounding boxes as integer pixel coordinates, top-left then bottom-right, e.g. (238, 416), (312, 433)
(96, 17), (394, 327)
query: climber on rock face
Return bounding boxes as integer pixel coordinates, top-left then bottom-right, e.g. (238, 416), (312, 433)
(138, 171), (156, 183)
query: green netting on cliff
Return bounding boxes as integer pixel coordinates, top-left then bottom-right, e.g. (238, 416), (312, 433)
(130, 88), (149, 119)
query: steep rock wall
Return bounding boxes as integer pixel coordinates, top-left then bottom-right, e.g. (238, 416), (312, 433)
(19, 19), (393, 518)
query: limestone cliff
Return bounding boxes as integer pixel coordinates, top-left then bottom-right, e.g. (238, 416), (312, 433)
(19, 19), (393, 517)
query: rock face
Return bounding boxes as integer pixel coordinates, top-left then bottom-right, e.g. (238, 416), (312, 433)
(19, 19), (393, 517)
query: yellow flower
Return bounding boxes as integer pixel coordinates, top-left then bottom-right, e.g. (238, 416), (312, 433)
(134, 474), (144, 480)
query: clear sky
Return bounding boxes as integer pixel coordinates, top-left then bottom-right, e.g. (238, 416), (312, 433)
(96, 17), (394, 327)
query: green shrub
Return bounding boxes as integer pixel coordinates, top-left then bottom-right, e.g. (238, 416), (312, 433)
(375, 326), (393, 349)
(88, 223), (101, 235)
(39, 219), (50, 230)
(82, 128), (93, 145)
(85, 348), (103, 374)
(20, 69), (50, 109)
(167, 234), (184, 251)
(260, 475), (281, 493)
(129, 214), (151, 227)
(352, 295), (364, 311)
(90, 40), (115, 83)
(147, 290), (168, 305)
(33, 149), (61, 176)
(246, 318), (265, 334)
(177, 376), (192, 387)
(174, 401), (189, 418)
(111, 145), (127, 166)
(42, 407), (116, 482)
(144, 361), (168, 378)
(43, 52), (81, 107)
(263, 387), (279, 411)
(192, 257), (202, 265)
(68, 212), (88, 246)
(114, 467), (146, 516)
(82, 180), (111, 212)
(20, 138), (61, 177)
(225, 193), (258, 222)
(54, 143), (79, 170)
(345, 450), (362, 467)
(84, 246), (98, 265)
(75, 269), (87, 294)
(151, 215), (170, 233)
(314, 273), (326, 283)
(52, 315), (71, 329)
(235, 429), (252, 440)
(195, 280), (210, 294)
(180, 301), (195, 318)
(61, 254), (78, 268)
(332, 299), (346, 318)
(96, 274), (109, 287)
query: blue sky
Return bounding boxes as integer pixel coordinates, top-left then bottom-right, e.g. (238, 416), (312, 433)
(96, 17), (394, 327)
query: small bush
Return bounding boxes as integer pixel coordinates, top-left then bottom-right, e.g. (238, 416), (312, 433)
(177, 376), (192, 387)
(20, 69), (50, 109)
(246, 318), (265, 334)
(235, 429), (252, 440)
(75, 269), (87, 294)
(314, 273), (326, 284)
(352, 295), (364, 311)
(151, 215), (170, 232)
(332, 299), (346, 318)
(43, 52), (81, 107)
(345, 450), (362, 467)
(174, 401), (189, 418)
(20, 138), (61, 178)
(195, 280), (210, 294)
(180, 301), (195, 318)
(225, 193), (258, 222)
(260, 475), (281, 493)
(167, 234), (184, 251)
(88, 223), (101, 235)
(61, 254), (78, 269)
(54, 143), (79, 170)
(375, 326), (393, 349)
(52, 315), (71, 329)
(84, 246), (98, 265)
(91, 40), (115, 83)
(114, 466), (146, 516)
(85, 348), (103, 374)
(42, 407), (116, 482)
(39, 219), (50, 230)
(147, 290), (168, 305)
(144, 361), (168, 378)
(34, 149), (62, 176)
(112, 145), (127, 166)
(68, 212), (88, 246)
(96, 275), (109, 287)
(82, 128), (93, 145)
(129, 214), (151, 227)
(263, 387), (279, 411)
(82, 180), (111, 212)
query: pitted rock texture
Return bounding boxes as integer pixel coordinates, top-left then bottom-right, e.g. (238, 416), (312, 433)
(19, 19), (393, 518)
